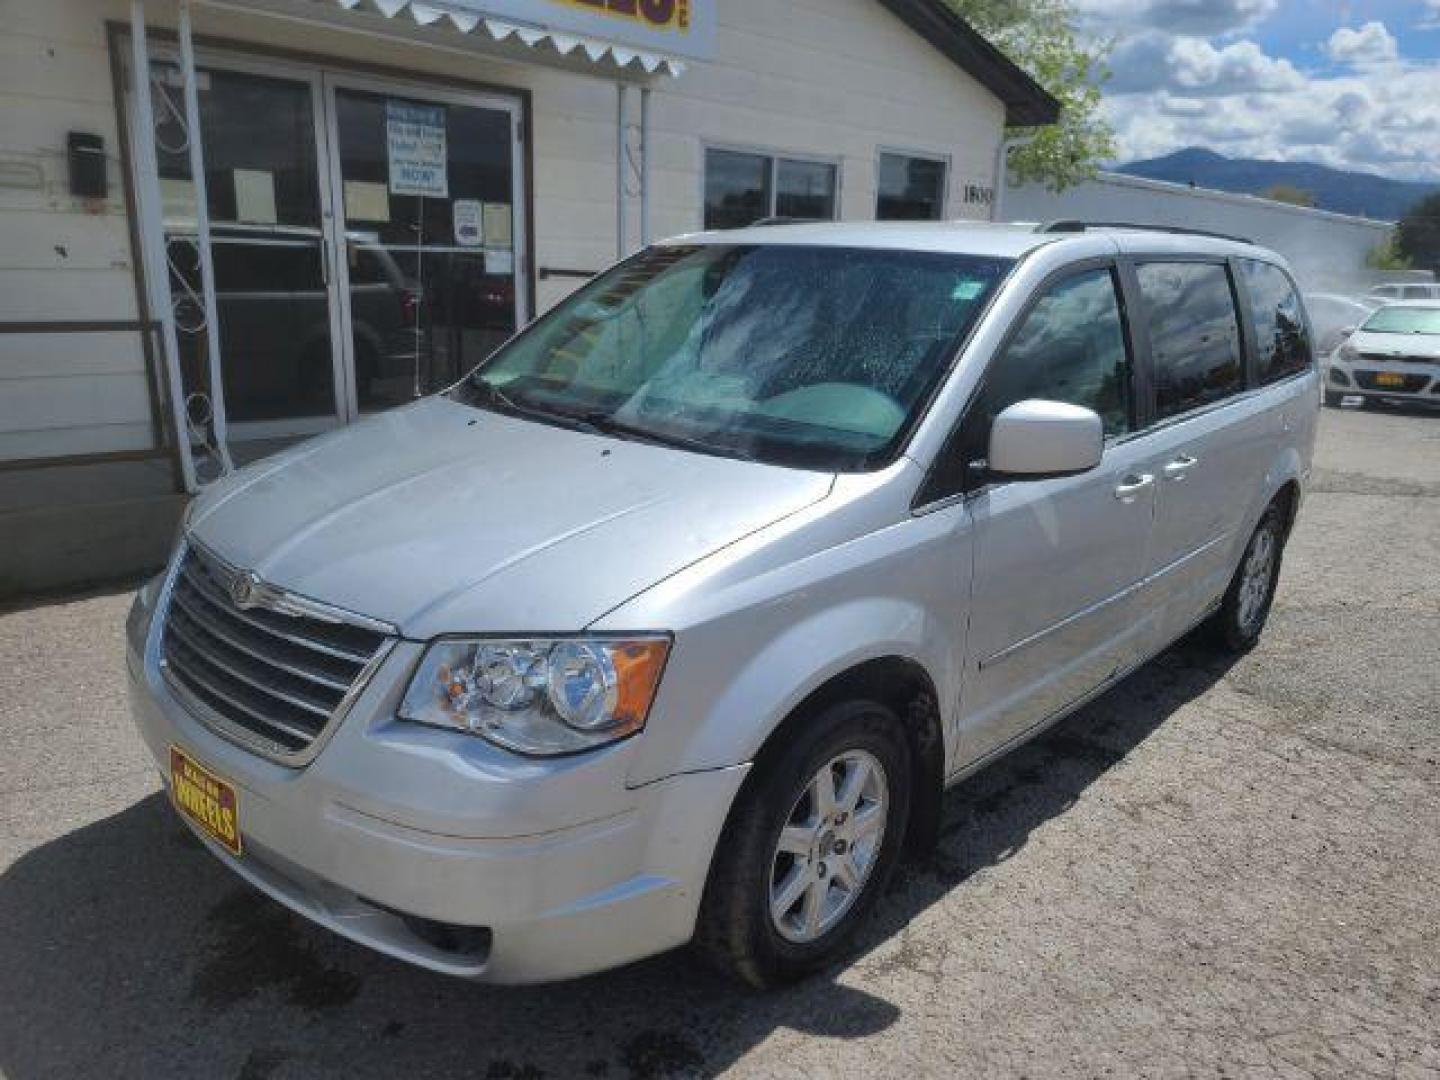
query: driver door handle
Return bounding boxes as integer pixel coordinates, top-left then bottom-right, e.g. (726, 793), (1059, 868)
(1114, 473), (1154, 502)
(1163, 453), (1199, 480)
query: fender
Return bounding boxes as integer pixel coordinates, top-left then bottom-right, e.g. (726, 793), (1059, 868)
(602, 499), (975, 788)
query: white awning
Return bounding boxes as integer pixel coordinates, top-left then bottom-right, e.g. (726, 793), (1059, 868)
(209, 0), (689, 75)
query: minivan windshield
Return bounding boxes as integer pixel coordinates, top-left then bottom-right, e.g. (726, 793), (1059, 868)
(1360, 305), (1440, 335)
(455, 244), (1012, 470)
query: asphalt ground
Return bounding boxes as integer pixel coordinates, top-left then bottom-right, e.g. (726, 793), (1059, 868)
(1, 403), (1437, 1079)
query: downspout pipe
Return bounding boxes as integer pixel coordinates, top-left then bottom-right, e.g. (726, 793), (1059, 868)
(639, 85), (652, 248)
(616, 83), (627, 260)
(991, 133), (1036, 224)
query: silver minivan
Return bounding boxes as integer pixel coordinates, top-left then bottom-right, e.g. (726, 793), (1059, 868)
(127, 222), (1318, 988)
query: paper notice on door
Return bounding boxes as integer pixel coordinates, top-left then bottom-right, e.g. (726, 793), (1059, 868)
(481, 203), (512, 248)
(344, 181), (391, 223)
(484, 248), (514, 275)
(386, 100), (448, 198)
(453, 199), (483, 246)
(233, 169), (277, 225)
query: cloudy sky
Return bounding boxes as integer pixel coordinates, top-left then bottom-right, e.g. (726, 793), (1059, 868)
(1076, 0), (1440, 179)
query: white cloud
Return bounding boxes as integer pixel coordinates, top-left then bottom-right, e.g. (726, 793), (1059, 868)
(1103, 59), (1440, 181)
(1421, 0), (1440, 30)
(1075, 0), (1279, 35)
(1108, 32), (1303, 95)
(1325, 21), (1399, 64)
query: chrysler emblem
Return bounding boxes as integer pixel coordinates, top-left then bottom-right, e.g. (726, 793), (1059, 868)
(230, 570), (263, 609)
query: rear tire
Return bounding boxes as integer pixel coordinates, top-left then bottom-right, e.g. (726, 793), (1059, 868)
(1207, 503), (1286, 652)
(694, 699), (912, 989)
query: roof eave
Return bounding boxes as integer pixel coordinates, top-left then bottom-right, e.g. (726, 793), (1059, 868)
(875, 0), (1062, 127)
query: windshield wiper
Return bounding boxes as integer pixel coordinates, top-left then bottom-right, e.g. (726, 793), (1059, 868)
(468, 379), (604, 435)
(575, 410), (760, 462)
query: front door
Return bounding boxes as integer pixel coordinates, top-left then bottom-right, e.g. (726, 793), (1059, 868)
(139, 52), (527, 441)
(958, 265), (1156, 761)
(323, 76), (527, 418)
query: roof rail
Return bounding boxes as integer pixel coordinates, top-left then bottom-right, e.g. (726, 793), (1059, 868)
(1037, 220), (1254, 245)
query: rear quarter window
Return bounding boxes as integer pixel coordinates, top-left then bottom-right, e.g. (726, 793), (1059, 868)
(1135, 261), (1244, 421)
(1241, 260), (1312, 384)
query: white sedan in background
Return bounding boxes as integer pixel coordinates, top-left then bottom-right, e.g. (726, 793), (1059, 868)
(1327, 301), (1440, 409)
(1304, 293), (1381, 357)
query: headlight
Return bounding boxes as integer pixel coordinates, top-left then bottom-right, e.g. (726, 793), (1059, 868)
(398, 636), (670, 756)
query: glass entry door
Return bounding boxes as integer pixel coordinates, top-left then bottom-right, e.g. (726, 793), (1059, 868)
(139, 51), (526, 439)
(324, 76), (526, 416)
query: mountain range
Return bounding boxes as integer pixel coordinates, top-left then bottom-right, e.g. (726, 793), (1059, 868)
(1114, 148), (1438, 222)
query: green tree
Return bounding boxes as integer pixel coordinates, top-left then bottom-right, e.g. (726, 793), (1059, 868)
(1395, 193), (1440, 271)
(1262, 183), (1316, 208)
(1365, 236), (1412, 271)
(946, 0), (1116, 192)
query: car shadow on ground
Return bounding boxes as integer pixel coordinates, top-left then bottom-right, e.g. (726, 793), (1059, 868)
(0, 639), (1236, 1080)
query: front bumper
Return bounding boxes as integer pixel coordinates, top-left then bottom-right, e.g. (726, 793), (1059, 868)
(126, 596), (747, 983)
(1328, 360), (1440, 404)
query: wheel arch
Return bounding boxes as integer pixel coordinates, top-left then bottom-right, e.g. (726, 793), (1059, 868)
(740, 655), (945, 859)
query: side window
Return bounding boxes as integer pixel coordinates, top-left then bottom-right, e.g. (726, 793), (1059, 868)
(940, 267), (1131, 492)
(1241, 259), (1312, 384)
(977, 267), (1132, 438)
(1136, 262), (1243, 420)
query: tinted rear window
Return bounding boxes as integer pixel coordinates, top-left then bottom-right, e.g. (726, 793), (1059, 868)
(1136, 262), (1244, 421)
(1241, 260), (1311, 384)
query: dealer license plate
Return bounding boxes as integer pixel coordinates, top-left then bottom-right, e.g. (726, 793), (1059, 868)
(169, 745), (242, 856)
(1375, 371), (1406, 387)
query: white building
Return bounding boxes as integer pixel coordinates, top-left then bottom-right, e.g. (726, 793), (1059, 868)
(1003, 170), (1394, 293)
(0, 0), (1055, 596)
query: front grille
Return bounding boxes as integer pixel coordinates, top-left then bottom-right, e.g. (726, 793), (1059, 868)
(1354, 371), (1432, 393)
(1360, 352), (1439, 366)
(160, 544), (390, 761)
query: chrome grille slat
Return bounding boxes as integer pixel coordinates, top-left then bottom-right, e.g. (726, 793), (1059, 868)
(169, 588), (353, 692)
(165, 643), (320, 746)
(168, 607), (336, 718)
(181, 560), (376, 663)
(160, 544), (391, 763)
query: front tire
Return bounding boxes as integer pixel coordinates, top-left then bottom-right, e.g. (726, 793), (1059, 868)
(1208, 503), (1286, 652)
(694, 700), (912, 989)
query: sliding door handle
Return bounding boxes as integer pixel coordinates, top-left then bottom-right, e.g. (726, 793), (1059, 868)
(1163, 453), (1198, 480)
(1114, 473), (1154, 502)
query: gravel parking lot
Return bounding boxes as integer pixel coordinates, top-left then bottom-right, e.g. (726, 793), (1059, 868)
(2, 405), (1437, 1080)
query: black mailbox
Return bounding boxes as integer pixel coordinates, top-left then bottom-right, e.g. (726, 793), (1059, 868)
(67, 131), (106, 200)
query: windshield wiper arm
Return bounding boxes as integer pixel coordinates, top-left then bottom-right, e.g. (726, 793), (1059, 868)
(577, 411), (760, 462)
(469, 380), (604, 435)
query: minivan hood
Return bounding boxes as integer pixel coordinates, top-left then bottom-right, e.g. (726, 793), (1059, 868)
(188, 397), (833, 637)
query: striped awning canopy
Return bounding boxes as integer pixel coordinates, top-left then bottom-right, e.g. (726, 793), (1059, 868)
(217, 0), (689, 74)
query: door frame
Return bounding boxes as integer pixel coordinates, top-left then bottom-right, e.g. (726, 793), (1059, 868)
(320, 69), (529, 423)
(121, 38), (529, 440)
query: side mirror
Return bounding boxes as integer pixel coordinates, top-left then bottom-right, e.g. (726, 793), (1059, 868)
(988, 399), (1103, 479)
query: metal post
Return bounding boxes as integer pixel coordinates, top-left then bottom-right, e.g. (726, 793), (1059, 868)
(616, 82), (627, 259)
(639, 85), (652, 248)
(991, 134), (1036, 224)
(130, 0), (198, 492)
(178, 0), (233, 472)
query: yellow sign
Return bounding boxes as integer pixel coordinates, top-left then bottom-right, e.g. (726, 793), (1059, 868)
(552, 0), (691, 32)
(170, 744), (242, 856)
